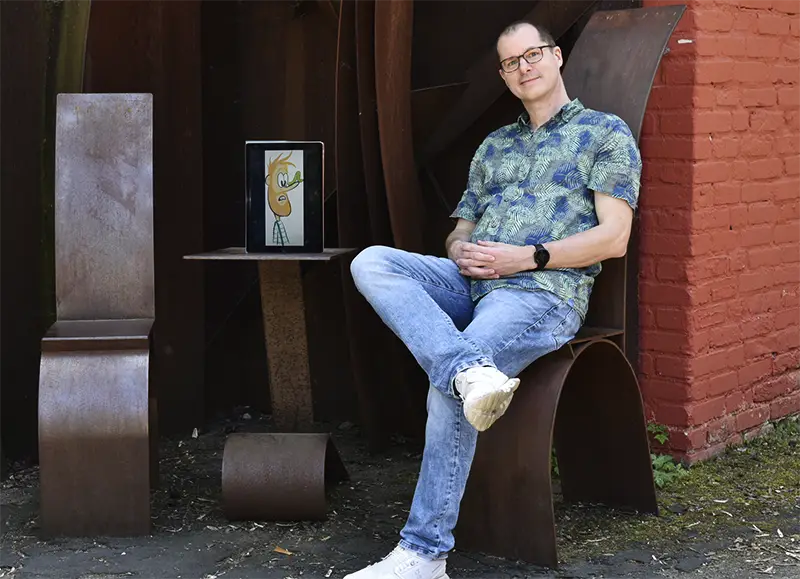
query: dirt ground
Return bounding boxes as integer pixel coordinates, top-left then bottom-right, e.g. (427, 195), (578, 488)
(1, 409), (798, 579)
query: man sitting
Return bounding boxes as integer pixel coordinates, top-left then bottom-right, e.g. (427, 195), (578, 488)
(346, 19), (642, 579)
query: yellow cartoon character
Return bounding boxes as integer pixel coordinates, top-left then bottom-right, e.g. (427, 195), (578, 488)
(266, 152), (303, 245)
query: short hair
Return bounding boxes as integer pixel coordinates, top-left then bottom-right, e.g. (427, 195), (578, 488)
(496, 21), (556, 60)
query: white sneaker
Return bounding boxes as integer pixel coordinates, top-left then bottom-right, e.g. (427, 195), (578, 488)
(454, 366), (520, 431)
(343, 546), (449, 579)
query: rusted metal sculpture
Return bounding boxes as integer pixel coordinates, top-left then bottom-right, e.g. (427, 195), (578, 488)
(38, 93), (156, 536)
(455, 6), (686, 567)
(222, 433), (348, 521)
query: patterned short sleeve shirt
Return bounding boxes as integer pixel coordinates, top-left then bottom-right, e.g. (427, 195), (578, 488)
(450, 98), (642, 321)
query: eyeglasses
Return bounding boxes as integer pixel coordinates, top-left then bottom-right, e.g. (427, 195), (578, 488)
(499, 44), (555, 73)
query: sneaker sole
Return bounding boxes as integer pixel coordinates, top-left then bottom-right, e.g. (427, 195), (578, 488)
(463, 378), (520, 431)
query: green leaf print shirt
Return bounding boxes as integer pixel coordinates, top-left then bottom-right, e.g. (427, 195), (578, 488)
(450, 99), (642, 321)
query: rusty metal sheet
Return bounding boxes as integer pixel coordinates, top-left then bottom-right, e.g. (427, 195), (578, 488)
(417, 0), (597, 166)
(41, 319), (153, 352)
(456, 340), (656, 568)
(54, 93), (154, 320)
(374, 0), (424, 253)
(336, 0), (371, 248)
(562, 4), (685, 366)
(222, 433), (348, 521)
(563, 5), (685, 141)
(355, 0), (393, 247)
(39, 349), (152, 536)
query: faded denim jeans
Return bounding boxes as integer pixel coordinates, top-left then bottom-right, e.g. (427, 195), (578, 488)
(349, 245), (581, 560)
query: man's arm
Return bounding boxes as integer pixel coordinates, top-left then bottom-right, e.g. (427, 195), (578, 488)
(473, 192), (633, 275)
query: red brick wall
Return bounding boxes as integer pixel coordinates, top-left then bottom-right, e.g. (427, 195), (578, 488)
(639, 0), (800, 462)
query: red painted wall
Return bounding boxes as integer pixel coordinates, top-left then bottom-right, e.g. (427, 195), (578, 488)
(639, 0), (799, 462)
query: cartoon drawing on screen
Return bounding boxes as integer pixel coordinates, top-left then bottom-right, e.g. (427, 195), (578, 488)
(265, 151), (304, 246)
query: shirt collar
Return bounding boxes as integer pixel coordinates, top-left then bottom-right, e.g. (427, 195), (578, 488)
(516, 98), (584, 133)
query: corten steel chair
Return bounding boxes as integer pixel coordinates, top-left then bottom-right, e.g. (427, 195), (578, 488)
(455, 6), (686, 568)
(38, 93), (157, 536)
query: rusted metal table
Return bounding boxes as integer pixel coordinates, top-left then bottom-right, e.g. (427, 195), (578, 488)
(184, 247), (356, 430)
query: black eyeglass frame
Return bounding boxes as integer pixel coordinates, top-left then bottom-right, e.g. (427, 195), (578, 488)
(499, 44), (555, 73)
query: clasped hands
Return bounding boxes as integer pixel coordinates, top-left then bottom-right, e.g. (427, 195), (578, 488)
(450, 240), (535, 279)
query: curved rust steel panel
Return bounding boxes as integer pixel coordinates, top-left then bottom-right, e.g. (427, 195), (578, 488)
(374, 0), (424, 253)
(335, 0), (370, 248)
(356, 0), (393, 247)
(456, 339), (656, 568)
(222, 433), (348, 521)
(417, 0), (597, 167)
(39, 349), (152, 536)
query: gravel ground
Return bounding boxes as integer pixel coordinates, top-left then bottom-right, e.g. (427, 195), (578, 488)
(1, 410), (798, 579)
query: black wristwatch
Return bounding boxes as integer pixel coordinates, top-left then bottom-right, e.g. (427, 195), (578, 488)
(533, 244), (550, 270)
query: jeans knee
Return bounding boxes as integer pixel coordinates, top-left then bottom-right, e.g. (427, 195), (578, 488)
(350, 245), (396, 288)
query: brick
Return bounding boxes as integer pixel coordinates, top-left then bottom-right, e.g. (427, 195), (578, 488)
(716, 36), (749, 58)
(770, 64), (799, 83)
(741, 135), (774, 157)
(694, 161), (732, 183)
(695, 9), (735, 31)
(748, 246), (783, 268)
(742, 315), (775, 339)
(775, 221), (800, 243)
(696, 61), (736, 84)
(641, 232), (693, 256)
(730, 248), (748, 272)
(775, 263), (800, 284)
(690, 345), (745, 378)
(782, 38), (800, 60)
(794, 18), (800, 36)
(741, 224), (774, 247)
(775, 136), (799, 156)
(746, 36), (782, 58)
(779, 87), (800, 108)
(741, 180), (775, 202)
(687, 256), (730, 281)
(710, 277), (738, 301)
(786, 154), (800, 175)
(647, 86), (698, 110)
(781, 288), (799, 308)
(777, 201), (800, 222)
(641, 330), (690, 354)
(726, 391), (748, 413)
(779, 242), (800, 262)
(657, 259), (686, 281)
(746, 334), (779, 359)
(773, 178), (800, 200)
(704, 370), (740, 397)
(750, 158), (784, 180)
(686, 440), (735, 464)
(691, 208), (729, 231)
(733, 159), (750, 180)
(733, 110), (751, 131)
(740, 358), (775, 389)
(642, 111), (659, 136)
(706, 415), (736, 445)
(740, 270), (775, 293)
(690, 396), (728, 425)
(640, 378), (693, 402)
(735, 0), (770, 9)
(774, 349), (800, 373)
(787, 110), (800, 130)
(736, 61), (771, 83)
(713, 182), (742, 204)
(731, 205), (748, 227)
(777, 324), (800, 350)
(716, 87), (741, 107)
(709, 323), (743, 348)
(640, 281), (693, 305)
(640, 352), (655, 376)
(736, 405), (771, 432)
(773, 0), (800, 13)
(642, 184), (692, 208)
(743, 87), (778, 108)
(775, 307), (800, 329)
(771, 390), (800, 419)
(656, 355), (689, 379)
(663, 60), (694, 85)
(712, 135), (740, 158)
(697, 110), (733, 133)
(640, 136), (696, 159)
(670, 426), (708, 452)
(693, 302), (728, 329)
(755, 372), (799, 402)
(733, 10), (759, 32)
(660, 162), (694, 185)
(656, 307), (689, 331)
(758, 12), (792, 35)
(749, 201), (779, 224)
(745, 290), (783, 314)
(750, 109), (785, 131)
(708, 229), (740, 252)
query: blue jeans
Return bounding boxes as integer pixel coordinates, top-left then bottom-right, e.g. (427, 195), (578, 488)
(349, 245), (582, 559)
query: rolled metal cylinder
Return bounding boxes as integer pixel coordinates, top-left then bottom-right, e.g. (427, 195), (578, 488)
(222, 432), (348, 521)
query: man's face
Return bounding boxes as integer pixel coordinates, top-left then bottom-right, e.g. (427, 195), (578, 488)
(497, 24), (563, 103)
